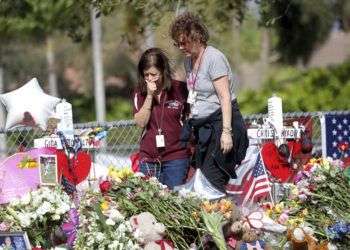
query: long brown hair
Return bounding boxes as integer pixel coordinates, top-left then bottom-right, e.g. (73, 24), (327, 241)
(137, 48), (173, 95)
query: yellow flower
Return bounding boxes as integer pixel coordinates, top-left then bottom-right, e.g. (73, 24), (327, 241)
(108, 167), (133, 180)
(202, 201), (213, 213)
(265, 209), (273, 217)
(218, 199), (233, 213)
(274, 203), (284, 214)
(287, 217), (304, 227)
(100, 200), (109, 211)
(192, 211), (200, 221)
(301, 209), (308, 217)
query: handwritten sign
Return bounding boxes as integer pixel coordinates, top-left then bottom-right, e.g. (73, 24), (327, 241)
(247, 127), (301, 140)
(34, 136), (99, 149)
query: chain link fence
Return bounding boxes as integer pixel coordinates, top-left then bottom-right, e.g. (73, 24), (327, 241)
(0, 111), (349, 167)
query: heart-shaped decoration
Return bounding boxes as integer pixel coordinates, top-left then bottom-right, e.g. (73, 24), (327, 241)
(56, 150), (91, 185)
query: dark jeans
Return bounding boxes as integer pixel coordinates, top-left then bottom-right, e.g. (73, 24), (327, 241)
(139, 158), (189, 189)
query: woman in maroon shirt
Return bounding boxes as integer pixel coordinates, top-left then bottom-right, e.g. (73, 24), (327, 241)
(133, 48), (189, 189)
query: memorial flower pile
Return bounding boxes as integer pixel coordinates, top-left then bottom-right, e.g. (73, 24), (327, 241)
(103, 168), (208, 249)
(0, 186), (71, 248)
(75, 191), (139, 250)
(266, 158), (350, 248)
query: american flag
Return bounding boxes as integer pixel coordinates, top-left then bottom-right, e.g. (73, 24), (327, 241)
(322, 114), (350, 161)
(226, 146), (271, 205)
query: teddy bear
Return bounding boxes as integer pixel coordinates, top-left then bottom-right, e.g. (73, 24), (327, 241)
(228, 209), (272, 250)
(287, 226), (320, 250)
(129, 212), (174, 250)
(235, 228), (272, 250)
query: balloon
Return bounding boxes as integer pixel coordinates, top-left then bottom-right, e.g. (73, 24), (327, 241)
(0, 78), (61, 130)
(0, 147), (58, 204)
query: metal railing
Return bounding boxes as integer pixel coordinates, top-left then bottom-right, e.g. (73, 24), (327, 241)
(1, 111), (349, 167)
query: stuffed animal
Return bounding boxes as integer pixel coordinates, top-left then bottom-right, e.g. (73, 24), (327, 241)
(129, 212), (174, 250)
(229, 210), (272, 250)
(234, 228), (271, 250)
(287, 226), (318, 250)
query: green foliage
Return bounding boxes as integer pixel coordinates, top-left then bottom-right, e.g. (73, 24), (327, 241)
(0, 0), (91, 41)
(259, 0), (335, 65)
(239, 60), (350, 114)
(239, 12), (262, 62)
(92, 0), (248, 39)
(107, 98), (133, 121)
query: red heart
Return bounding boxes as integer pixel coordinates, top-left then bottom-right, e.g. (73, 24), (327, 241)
(56, 150), (91, 184)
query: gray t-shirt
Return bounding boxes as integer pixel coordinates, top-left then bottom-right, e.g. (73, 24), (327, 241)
(185, 46), (237, 118)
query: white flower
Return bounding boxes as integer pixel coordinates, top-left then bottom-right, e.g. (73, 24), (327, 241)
(20, 193), (31, 205)
(106, 218), (115, 226)
(29, 212), (37, 220)
(117, 223), (126, 233)
(55, 203), (70, 215)
(52, 214), (61, 220)
(37, 201), (53, 215)
(96, 232), (105, 242)
(109, 209), (124, 221)
(17, 213), (31, 227)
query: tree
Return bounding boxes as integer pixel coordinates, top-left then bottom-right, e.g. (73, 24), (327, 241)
(239, 60), (350, 114)
(259, 0), (335, 65)
(0, 0), (91, 96)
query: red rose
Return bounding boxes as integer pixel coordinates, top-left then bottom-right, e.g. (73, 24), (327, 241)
(304, 163), (313, 172)
(99, 180), (112, 194)
(338, 142), (349, 152)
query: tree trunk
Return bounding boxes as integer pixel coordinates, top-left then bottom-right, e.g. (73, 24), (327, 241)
(260, 28), (270, 81)
(46, 36), (58, 97)
(144, 25), (155, 50)
(232, 17), (241, 67)
(0, 67), (7, 158)
(91, 6), (106, 122)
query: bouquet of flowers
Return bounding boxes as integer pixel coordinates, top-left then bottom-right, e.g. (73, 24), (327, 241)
(103, 167), (208, 249)
(75, 190), (140, 250)
(0, 186), (71, 248)
(265, 158), (350, 248)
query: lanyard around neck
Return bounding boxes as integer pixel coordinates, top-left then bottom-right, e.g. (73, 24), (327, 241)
(188, 47), (206, 89)
(154, 92), (167, 134)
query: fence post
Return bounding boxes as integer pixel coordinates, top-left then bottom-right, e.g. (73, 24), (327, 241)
(0, 67), (7, 158)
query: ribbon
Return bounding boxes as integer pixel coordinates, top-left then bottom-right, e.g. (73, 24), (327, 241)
(57, 132), (82, 194)
(155, 239), (174, 250)
(61, 208), (79, 247)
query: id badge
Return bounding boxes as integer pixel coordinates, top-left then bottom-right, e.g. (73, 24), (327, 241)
(187, 89), (197, 105)
(156, 134), (165, 148)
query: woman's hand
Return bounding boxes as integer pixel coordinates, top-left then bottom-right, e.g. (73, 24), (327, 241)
(146, 77), (159, 95)
(221, 131), (233, 154)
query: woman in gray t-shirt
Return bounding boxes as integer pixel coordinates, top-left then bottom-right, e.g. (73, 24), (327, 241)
(170, 12), (248, 193)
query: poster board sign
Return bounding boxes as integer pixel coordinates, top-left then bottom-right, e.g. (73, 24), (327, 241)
(38, 154), (58, 186)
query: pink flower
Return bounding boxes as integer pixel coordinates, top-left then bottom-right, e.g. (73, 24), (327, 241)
(278, 211), (289, 224)
(0, 222), (9, 231)
(298, 194), (307, 201)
